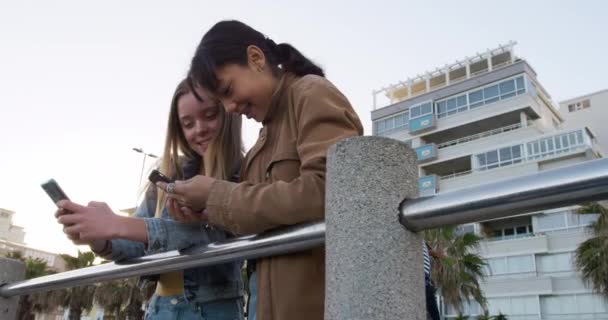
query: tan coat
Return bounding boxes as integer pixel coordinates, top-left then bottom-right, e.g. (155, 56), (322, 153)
(207, 73), (363, 320)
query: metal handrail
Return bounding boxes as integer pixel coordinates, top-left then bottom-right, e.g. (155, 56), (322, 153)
(3, 158), (608, 298)
(0, 222), (325, 297)
(400, 158), (608, 231)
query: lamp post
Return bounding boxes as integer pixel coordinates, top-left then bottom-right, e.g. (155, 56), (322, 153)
(132, 147), (158, 206)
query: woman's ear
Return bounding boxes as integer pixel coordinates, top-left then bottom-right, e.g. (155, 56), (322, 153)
(247, 45), (267, 72)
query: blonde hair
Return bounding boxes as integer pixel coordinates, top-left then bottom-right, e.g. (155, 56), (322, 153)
(151, 79), (244, 217)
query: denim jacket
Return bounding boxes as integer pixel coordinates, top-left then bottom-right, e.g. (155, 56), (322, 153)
(102, 156), (244, 303)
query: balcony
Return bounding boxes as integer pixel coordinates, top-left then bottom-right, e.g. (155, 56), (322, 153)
(479, 234), (549, 257)
(482, 276), (553, 297)
(428, 120), (539, 165)
(429, 128), (597, 193)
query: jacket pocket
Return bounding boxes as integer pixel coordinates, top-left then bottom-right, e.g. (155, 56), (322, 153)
(265, 151), (301, 183)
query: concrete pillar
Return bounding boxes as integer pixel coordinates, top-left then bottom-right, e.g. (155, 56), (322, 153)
(0, 258), (25, 320)
(325, 136), (424, 320)
(520, 111), (528, 127)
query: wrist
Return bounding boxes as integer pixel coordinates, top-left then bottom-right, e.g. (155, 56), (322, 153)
(112, 215), (129, 239)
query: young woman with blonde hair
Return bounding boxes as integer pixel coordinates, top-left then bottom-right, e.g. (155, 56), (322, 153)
(55, 79), (245, 320)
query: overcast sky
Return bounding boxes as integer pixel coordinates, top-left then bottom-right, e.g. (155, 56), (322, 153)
(1, 0), (606, 255)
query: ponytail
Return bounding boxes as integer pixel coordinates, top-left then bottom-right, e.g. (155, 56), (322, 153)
(266, 40), (324, 77)
(189, 20), (324, 92)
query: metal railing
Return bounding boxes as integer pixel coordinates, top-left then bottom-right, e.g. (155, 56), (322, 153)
(400, 158), (608, 231)
(2, 140), (608, 320)
(0, 222), (324, 297)
(437, 122), (531, 150)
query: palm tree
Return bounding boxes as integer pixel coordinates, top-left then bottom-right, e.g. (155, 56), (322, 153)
(5, 251), (58, 320)
(575, 202), (608, 298)
(493, 312), (508, 320)
(424, 226), (487, 315)
(94, 277), (152, 320)
(57, 250), (97, 320)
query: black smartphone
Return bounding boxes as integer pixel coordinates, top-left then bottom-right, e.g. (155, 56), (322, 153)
(148, 169), (173, 184)
(41, 179), (71, 213)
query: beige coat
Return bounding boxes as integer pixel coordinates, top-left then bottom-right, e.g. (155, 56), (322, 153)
(207, 73), (363, 320)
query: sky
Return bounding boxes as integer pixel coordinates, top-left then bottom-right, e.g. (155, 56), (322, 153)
(1, 0), (607, 255)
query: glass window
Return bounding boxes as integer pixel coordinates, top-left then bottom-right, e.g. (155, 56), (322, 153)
(469, 89), (484, 108)
(447, 98), (457, 113)
(512, 145), (522, 160)
(477, 153), (487, 168)
(457, 95), (467, 107)
(507, 255), (534, 273)
(536, 212), (567, 231)
(385, 118), (394, 130)
(395, 114), (404, 127)
(499, 79), (516, 98)
(421, 102), (432, 115)
(515, 76), (525, 91)
(484, 85), (500, 104)
(487, 258), (507, 275)
(437, 101), (447, 115)
(516, 226), (528, 234)
(504, 228), (515, 237)
(486, 150), (499, 169)
(410, 107), (420, 118)
(377, 121), (385, 133)
(576, 130), (584, 144)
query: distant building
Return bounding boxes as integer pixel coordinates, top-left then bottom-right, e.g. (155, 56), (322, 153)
(0, 208), (25, 244)
(372, 42), (607, 319)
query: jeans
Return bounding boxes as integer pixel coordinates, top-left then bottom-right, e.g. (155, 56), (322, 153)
(247, 271), (256, 320)
(145, 294), (244, 320)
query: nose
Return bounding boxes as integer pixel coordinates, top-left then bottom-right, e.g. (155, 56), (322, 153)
(221, 98), (239, 114)
(195, 120), (209, 135)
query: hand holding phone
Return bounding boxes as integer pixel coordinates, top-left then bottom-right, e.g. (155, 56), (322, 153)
(149, 169), (173, 184)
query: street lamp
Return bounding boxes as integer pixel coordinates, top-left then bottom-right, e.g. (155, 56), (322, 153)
(132, 147), (158, 195)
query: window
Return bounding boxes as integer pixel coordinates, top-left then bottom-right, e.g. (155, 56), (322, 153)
(568, 99), (591, 112)
(476, 145), (523, 171)
(486, 254), (535, 276)
(489, 224), (533, 240)
(410, 101), (433, 119)
(541, 294), (608, 316)
(526, 130), (586, 160)
(435, 75), (527, 119)
(374, 111), (409, 135)
(537, 252), (574, 274)
(488, 296), (538, 317)
(536, 210), (599, 232)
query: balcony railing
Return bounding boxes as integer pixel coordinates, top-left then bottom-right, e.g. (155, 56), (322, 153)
(437, 122), (532, 150)
(437, 128), (593, 182)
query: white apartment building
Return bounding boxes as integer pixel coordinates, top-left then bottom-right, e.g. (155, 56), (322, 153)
(371, 42), (607, 320)
(560, 88), (608, 155)
(0, 207), (25, 244)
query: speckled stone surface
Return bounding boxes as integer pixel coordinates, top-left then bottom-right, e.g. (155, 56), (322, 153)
(325, 136), (424, 320)
(0, 258), (25, 319)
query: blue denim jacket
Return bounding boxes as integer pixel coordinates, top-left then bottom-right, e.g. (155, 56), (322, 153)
(103, 156), (244, 303)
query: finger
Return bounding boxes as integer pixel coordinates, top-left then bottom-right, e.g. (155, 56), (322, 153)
(179, 206), (199, 223)
(156, 180), (186, 195)
(57, 200), (87, 213)
(54, 208), (70, 218)
(67, 233), (81, 241)
(168, 199), (187, 222)
(63, 224), (81, 235)
(88, 201), (106, 208)
(164, 192), (188, 208)
(58, 213), (84, 226)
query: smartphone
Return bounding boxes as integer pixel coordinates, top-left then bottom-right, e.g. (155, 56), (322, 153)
(41, 179), (71, 213)
(148, 169), (173, 184)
